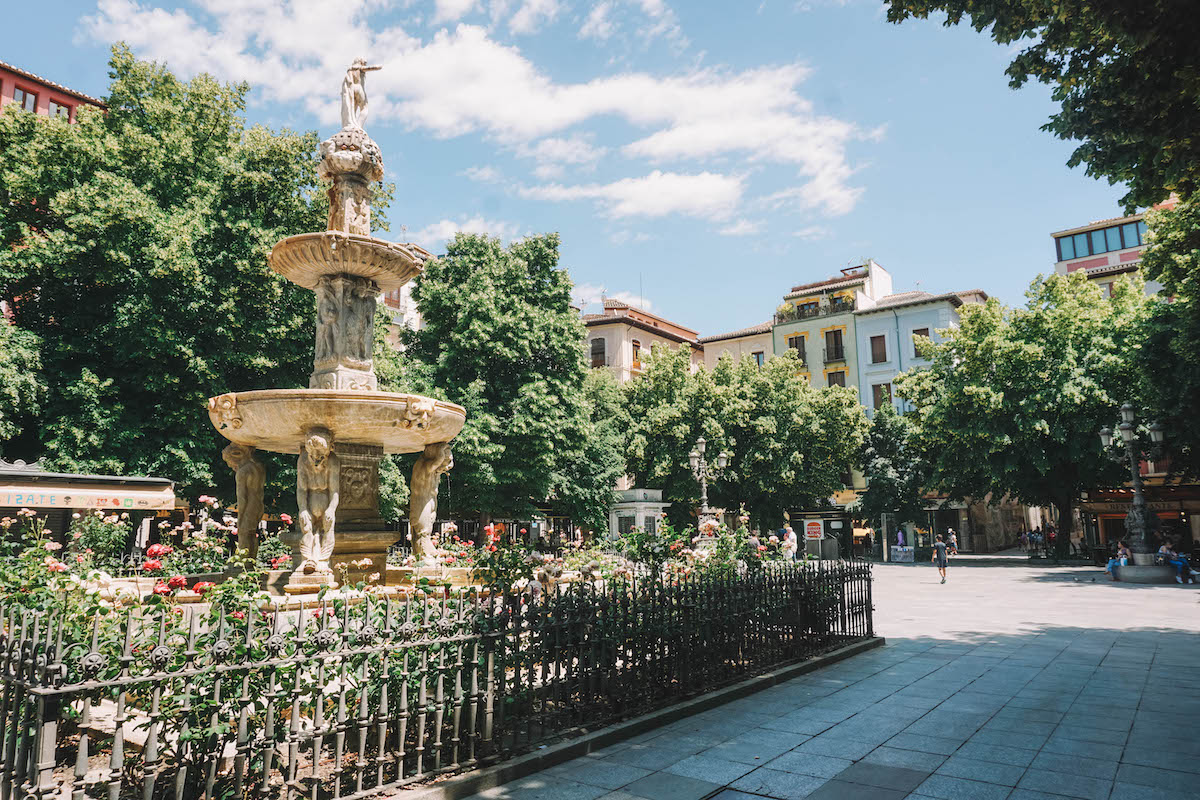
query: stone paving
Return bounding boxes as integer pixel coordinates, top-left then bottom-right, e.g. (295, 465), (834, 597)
(463, 561), (1200, 800)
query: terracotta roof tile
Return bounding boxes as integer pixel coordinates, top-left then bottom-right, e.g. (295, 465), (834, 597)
(699, 321), (773, 343)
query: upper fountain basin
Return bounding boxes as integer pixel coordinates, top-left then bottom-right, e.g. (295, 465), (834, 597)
(207, 389), (465, 454)
(269, 231), (425, 291)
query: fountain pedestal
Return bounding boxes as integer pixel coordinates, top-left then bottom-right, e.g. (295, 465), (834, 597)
(208, 60), (465, 595)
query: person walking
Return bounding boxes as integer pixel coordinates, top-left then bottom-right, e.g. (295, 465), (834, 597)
(932, 533), (949, 584)
(947, 528), (958, 555)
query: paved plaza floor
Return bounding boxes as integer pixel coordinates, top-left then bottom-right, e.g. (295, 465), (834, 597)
(464, 561), (1200, 800)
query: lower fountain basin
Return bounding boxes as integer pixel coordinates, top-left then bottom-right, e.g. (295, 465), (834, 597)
(207, 389), (465, 454)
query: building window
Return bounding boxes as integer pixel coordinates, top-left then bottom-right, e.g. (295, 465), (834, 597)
(644, 516), (657, 535)
(631, 339), (641, 367)
(827, 371), (846, 387)
(13, 87), (37, 112)
(618, 515), (636, 535)
(872, 383), (892, 410)
(912, 327), (929, 357)
(590, 337), (606, 368)
(870, 335), (887, 364)
(824, 329), (844, 363)
(752, 351), (765, 367)
(787, 334), (805, 364)
(1056, 219), (1149, 261)
(48, 101), (71, 119)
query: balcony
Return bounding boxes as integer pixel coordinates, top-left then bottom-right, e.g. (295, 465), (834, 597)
(824, 345), (846, 364)
(774, 297), (857, 325)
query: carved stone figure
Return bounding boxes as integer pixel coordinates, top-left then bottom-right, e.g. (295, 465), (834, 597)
(222, 443), (266, 559)
(347, 279), (376, 364)
(315, 278), (340, 365)
(409, 442), (453, 563)
(340, 58), (381, 130)
(297, 428), (340, 573)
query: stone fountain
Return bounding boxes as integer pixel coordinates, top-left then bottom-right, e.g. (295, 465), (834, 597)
(207, 60), (465, 594)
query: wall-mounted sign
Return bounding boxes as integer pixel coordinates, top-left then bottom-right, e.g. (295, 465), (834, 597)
(829, 520), (843, 529)
(805, 520), (824, 540)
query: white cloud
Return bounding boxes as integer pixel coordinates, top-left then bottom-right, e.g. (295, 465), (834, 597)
(718, 219), (764, 236)
(409, 215), (520, 247)
(579, 2), (616, 41)
(81, 2), (874, 218)
(572, 283), (654, 311)
(607, 290), (653, 310)
(632, 0), (687, 50)
(609, 230), (653, 245)
(523, 171), (744, 220)
(518, 134), (606, 178)
(462, 164), (503, 182)
(509, 0), (561, 34)
(793, 225), (830, 240)
(433, 0), (479, 24)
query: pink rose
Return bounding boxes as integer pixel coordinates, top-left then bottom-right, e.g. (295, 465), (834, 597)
(279, 513), (292, 524)
(167, 575), (187, 589)
(142, 559), (163, 571)
(152, 582), (172, 596)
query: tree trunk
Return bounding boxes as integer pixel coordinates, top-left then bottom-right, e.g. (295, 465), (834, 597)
(1054, 494), (1074, 560)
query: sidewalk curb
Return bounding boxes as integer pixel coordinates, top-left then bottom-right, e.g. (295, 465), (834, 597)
(392, 635), (885, 799)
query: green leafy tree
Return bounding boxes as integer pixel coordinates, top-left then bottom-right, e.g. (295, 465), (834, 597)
(408, 232), (599, 520)
(0, 45), (333, 500)
(625, 347), (867, 531)
(0, 321), (43, 450)
(897, 272), (1149, 555)
(624, 344), (728, 528)
(1136, 198), (1200, 478)
(851, 401), (929, 528)
(555, 368), (627, 534)
(884, 0), (1200, 209)
(711, 351), (868, 531)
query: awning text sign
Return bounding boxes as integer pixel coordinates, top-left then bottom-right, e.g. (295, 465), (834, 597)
(0, 485), (175, 511)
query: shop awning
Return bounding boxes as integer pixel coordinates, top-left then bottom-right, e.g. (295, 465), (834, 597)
(0, 483), (176, 511)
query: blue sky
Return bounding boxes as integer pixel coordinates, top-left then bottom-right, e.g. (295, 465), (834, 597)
(12, 0), (1129, 336)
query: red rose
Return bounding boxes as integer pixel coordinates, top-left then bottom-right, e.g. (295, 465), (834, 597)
(146, 543), (173, 558)
(142, 559), (163, 571)
(520, 528), (527, 534)
(152, 582), (171, 596)
(193, 581), (216, 595)
(167, 575), (187, 589)
(232, 611), (246, 620)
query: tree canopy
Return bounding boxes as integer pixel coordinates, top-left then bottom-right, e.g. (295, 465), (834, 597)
(0, 45), (334, 503)
(624, 346), (867, 531)
(408, 232), (618, 522)
(1135, 198), (1200, 478)
(851, 401), (929, 529)
(897, 272), (1148, 553)
(884, 0), (1200, 210)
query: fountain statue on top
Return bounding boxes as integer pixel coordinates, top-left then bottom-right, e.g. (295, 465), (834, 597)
(208, 60), (466, 593)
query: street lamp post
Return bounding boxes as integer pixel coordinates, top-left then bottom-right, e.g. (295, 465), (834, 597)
(688, 437), (729, 523)
(1099, 402), (1166, 555)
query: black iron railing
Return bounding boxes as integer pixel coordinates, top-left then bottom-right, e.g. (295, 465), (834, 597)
(824, 345), (846, 363)
(0, 561), (872, 799)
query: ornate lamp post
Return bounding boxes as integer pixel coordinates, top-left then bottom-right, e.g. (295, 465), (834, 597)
(688, 437), (729, 523)
(1099, 403), (1166, 554)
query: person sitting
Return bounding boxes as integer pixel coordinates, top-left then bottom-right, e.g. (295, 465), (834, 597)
(1106, 540), (1131, 580)
(1159, 538), (1199, 584)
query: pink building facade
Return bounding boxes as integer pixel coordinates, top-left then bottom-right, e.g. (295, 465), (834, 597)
(0, 61), (105, 122)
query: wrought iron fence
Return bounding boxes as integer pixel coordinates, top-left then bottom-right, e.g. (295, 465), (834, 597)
(0, 561), (872, 799)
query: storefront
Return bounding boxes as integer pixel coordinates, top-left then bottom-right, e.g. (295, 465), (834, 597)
(0, 458), (176, 541)
(1078, 484), (1200, 549)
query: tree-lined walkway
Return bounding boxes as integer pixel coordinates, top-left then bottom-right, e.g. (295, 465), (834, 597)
(457, 563), (1200, 799)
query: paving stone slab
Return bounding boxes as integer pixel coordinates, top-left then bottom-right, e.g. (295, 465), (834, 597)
(935, 754), (1025, 786)
(861, 745), (946, 771)
(802, 779), (907, 799)
(620, 772), (721, 800)
(913, 773), (1013, 800)
(763, 751), (855, 779)
(728, 767), (829, 799)
(884, 732), (964, 756)
(542, 759), (652, 790)
(833, 761), (930, 792)
(663, 755), (756, 786)
(1016, 767), (1113, 800)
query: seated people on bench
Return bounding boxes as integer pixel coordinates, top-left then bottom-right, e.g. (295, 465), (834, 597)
(1106, 540), (1131, 580)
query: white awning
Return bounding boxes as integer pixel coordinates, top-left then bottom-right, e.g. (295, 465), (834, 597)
(0, 484), (176, 511)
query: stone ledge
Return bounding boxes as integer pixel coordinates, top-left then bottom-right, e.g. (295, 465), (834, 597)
(389, 636), (885, 800)
(1115, 564), (1189, 584)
